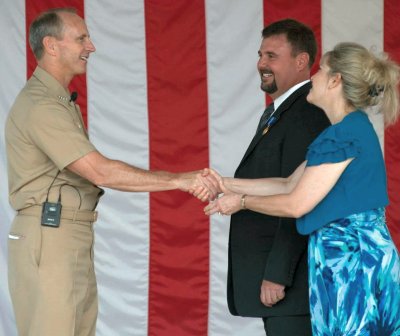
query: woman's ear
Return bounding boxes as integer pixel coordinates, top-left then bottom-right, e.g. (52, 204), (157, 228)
(329, 73), (342, 89)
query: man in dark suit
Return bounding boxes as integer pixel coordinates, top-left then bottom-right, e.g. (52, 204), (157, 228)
(228, 19), (330, 335)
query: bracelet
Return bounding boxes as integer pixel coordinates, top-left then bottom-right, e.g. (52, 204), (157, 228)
(240, 194), (247, 209)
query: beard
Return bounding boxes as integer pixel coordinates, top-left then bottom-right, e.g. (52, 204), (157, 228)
(261, 78), (278, 94)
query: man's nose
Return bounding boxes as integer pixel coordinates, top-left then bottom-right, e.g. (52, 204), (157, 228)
(258, 56), (268, 68)
(86, 39), (96, 53)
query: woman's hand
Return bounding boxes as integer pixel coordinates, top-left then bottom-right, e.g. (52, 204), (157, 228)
(204, 192), (242, 216)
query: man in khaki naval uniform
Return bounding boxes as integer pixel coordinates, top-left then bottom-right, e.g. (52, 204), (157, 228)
(5, 8), (216, 336)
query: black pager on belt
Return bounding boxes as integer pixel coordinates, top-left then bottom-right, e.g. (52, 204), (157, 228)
(42, 171), (61, 228)
(41, 202), (61, 227)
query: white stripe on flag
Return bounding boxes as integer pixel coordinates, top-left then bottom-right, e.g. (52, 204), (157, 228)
(86, 1), (150, 334)
(322, 0), (385, 145)
(206, 0), (266, 334)
(0, 0), (25, 334)
(322, 0), (383, 52)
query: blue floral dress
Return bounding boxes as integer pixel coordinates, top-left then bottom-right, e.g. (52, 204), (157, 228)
(297, 111), (400, 335)
(309, 209), (400, 335)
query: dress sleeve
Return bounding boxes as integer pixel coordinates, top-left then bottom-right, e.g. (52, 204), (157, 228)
(306, 126), (361, 166)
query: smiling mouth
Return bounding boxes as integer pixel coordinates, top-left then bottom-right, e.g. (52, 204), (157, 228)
(262, 72), (273, 81)
(80, 56), (88, 61)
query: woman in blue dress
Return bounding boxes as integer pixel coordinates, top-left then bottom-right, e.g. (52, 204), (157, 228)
(203, 42), (400, 335)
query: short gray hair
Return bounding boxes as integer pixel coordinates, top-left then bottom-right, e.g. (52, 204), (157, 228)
(29, 8), (76, 60)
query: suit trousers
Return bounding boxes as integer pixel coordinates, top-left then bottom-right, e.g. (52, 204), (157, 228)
(8, 212), (97, 336)
(263, 314), (312, 336)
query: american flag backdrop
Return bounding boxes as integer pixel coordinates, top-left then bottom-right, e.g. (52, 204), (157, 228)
(0, 0), (399, 335)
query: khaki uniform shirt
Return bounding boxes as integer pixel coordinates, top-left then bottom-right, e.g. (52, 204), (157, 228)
(5, 66), (103, 211)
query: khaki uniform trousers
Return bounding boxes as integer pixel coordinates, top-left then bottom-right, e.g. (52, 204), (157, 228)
(8, 207), (97, 336)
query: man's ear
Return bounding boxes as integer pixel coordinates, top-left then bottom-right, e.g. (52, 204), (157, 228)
(296, 52), (310, 71)
(42, 36), (57, 56)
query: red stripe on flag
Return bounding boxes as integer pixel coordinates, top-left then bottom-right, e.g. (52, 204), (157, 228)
(145, 1), (210, 335)
(384, 0), (400, 251)
(263, 0), (322, 75)
(25, 0), (88, 126)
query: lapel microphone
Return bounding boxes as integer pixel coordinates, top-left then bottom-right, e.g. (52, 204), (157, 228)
(70, 91), (78, 102)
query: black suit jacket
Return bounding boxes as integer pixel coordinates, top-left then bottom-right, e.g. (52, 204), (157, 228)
(228, 82), (330, 317)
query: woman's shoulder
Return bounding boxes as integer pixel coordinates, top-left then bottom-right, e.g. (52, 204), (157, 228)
(306, 112), (365, 165)
(339, 109), (370, 131)
(315, 110), (369, 141)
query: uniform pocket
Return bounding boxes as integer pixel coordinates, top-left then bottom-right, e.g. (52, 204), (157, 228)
(9, 215), (43, 268)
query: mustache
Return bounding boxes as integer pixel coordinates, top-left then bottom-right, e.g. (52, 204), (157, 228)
(260, 69), (274, 75)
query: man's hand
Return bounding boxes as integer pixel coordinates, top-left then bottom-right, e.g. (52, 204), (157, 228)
(202, 169), (242, 215)
(260, 280), (285, 307)
(176, 169), (220, 201)
(188, 168), (225, 201)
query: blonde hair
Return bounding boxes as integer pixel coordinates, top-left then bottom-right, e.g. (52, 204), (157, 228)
(324, 42), (400, 125)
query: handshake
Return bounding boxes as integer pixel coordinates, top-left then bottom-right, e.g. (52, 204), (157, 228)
(177, 168), (243, 216)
